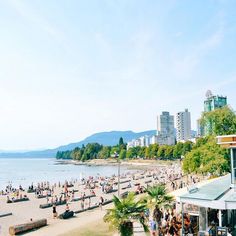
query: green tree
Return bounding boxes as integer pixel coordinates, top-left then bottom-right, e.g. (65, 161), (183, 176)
(111, 146), (120, 156)
(119, 149), (126, 160)
(143, 185), (173, 223)
(98, 146), (111, 159)
(173, 142), (184, 158)
(164, 146), (174, 159)
(194, 136), (210, 148)
(145, 146), (151, 159)
(157, 146), (166, 158)
(138, 147), (146, 158)
(104, 193), (148, 236)
(150, 144), (159, 159)
(126, 148), (135, 159)
(183, 137), (230, 175)
(119, 137), (124, 146)
(182, 141), (193, 155)
(118, 137), (126, 151)
(201, 106), (236, 135)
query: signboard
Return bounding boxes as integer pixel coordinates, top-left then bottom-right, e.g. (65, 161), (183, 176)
(217, 135), (236, 148)
(217, 227), (227, 236)
(183, 203), (199, 215)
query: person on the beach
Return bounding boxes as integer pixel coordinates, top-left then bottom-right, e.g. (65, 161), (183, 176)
(65, 203), (70, 212)
(88, 196), (91, 208)
(81, 199), (84, 210)
(99, 196), (104, 210)
(149, 218), (157, 236)
(53, 204), (57, 219)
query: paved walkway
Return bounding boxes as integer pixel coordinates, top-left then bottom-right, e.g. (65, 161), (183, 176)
(133, 222), (148, 236)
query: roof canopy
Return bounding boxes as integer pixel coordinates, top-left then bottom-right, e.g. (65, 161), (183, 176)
(179, 175), (236, 210)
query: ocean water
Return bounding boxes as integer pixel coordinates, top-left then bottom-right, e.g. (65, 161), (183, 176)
(0, 158), (132, 190)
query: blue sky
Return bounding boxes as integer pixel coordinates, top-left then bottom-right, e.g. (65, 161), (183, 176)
(0, 0), (236, 150)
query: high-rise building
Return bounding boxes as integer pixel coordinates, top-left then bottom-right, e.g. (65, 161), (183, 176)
(176, 109), (191, 142)
(204, 90), (227, 112)
(203, 90), (227, 135)
(156, 111), (175, 145)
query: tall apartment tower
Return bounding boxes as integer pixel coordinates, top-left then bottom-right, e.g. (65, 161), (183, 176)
(176, 109), (191, 142)
(157, 111), (175, 145)
(204, 90), (227, 135)
(204, 90), (227, 112)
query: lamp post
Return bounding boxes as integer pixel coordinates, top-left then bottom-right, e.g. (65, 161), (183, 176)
(114, 152), (120, 197)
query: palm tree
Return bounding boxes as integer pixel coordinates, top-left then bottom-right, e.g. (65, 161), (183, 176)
(144, 184), (174, 223)
(104, 192), (148, 236)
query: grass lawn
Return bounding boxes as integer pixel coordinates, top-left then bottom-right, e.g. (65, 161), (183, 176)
(60, 219), (115, 236)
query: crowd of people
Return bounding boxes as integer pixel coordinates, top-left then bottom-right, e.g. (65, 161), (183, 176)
(0, 162), (205, 235)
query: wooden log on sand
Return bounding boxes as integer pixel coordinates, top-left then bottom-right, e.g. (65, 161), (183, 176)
(146, 175), (152, 178)
(105, 189), (117, 194)
(36, 195), (47, 199)
(74, 209), (87, 214)
(88, 205), (99, 210)
(114, 180), (130, 185)
(0, 212), (12, 218)
(74, 199), (113, 215)
(62, 184), (74, 188)
(103, 199), (113, 205)
(39, 200), (67, 209)
(27, 189), (36, 193)
(9, 219), (47, 235)
(7, 197), (29, 203)
(71, 194), (96, 202)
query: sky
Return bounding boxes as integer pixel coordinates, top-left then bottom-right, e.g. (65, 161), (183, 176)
(0, 0), (236, 150)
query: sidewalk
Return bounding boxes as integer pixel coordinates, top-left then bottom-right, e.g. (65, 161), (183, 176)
(133, 222), (148, 236)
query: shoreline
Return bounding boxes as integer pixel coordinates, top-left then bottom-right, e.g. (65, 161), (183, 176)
(55, 158), (177, 169)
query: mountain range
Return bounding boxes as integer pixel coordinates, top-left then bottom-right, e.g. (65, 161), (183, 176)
(0, 130), (157, 158)
(0, 129), (197, 158)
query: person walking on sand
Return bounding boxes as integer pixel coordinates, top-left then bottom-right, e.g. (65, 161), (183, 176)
(88, 196), (91, 208)
(53, 204), (57, 219)
(81, 199), (84, 210)
(99, 196), (104, 210)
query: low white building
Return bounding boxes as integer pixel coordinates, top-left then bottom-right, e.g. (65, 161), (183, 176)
(150, 135), (157, 145)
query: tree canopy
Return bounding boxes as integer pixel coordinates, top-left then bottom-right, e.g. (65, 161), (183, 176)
(183, 136), (230, 175)
(201, 106), (236, 135)
(56, 139), (193, 161)
(182, 106), (236, 175)
(104, 193), (148, 236)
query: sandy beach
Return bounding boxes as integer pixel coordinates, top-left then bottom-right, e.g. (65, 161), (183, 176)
(0, 161), (201, 236)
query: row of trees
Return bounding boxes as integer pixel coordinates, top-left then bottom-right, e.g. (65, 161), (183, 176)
(56, 138), (194, 161)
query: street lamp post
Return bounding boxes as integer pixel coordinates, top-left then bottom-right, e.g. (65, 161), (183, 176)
(118, 159), (120, 197)
(114, 152), (120, 197)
